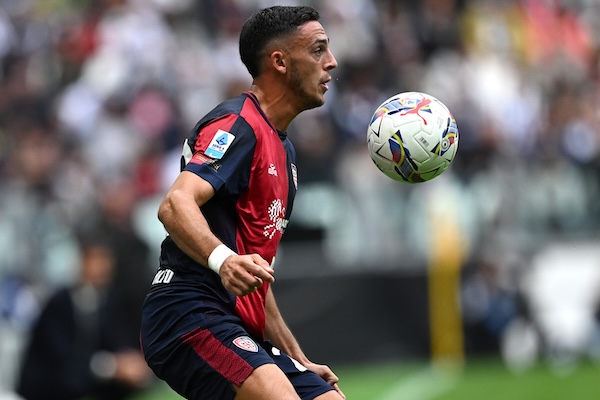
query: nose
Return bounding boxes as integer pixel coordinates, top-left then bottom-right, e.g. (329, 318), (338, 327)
(325, 49), (338, 71)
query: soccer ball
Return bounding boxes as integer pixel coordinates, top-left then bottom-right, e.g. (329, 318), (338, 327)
(367, 91), (459, 183)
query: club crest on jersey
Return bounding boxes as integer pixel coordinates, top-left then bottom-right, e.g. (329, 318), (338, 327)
(204, 129), (235, 159)
(233, 336), (258, 352)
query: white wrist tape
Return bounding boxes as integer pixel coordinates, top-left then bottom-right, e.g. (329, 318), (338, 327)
(207, 244), (236, 274)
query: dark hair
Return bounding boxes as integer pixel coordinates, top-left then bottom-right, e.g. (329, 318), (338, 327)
(76, 227), (112, 252)
(239, 5), (320, 79)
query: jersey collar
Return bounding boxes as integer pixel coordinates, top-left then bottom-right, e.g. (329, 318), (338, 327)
(244, 92), (287, 138)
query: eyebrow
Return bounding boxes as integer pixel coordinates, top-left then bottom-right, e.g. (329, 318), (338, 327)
(313, 37), (330, 46)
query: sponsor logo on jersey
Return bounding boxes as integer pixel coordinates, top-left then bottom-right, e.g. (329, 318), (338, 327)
(204, 129), (235, 159)
(268, 163), (278, 176)
(264, 199), (287, 239)
(233, 336), (258, 352)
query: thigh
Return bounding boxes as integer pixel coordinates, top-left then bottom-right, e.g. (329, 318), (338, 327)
(264, 343), (336, 400)
(314, 390), (345, 400)
(146, 319), (274, 400)
(234, 364), (300, 400)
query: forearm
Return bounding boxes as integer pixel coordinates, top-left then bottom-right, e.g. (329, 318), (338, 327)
(158, 173), (274, 296)
(263, 277), (344, 396)
(264, 287), (310, 365)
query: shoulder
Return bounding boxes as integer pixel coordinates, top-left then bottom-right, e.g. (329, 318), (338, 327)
(198, 94), (256, 126)
(191, 94), (264, 139)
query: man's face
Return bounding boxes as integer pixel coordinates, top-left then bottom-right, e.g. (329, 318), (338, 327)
(286, 21), (338, 110)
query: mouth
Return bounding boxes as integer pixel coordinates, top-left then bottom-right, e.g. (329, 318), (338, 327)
(321, 77), (332, 91)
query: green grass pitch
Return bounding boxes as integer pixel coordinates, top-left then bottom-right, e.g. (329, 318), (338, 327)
(132, 357), (600, 400)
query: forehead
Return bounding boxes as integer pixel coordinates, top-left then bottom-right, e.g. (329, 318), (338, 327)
(291, 20), (328, 47)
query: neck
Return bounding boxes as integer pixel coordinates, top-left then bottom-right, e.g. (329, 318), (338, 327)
(249, 83), (298, 132)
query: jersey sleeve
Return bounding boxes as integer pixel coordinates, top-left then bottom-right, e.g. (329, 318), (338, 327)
(183, 114), (256, 195)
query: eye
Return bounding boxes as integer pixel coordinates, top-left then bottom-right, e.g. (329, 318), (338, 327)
(315, 46), (323, 56)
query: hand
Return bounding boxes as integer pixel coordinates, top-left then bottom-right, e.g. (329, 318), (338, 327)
(305, 362), (346, 399)
(219, 253), (275, 296)
(113, 350), (153, 388)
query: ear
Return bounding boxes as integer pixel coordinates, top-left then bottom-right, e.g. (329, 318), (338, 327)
(271, 50), (287, 74)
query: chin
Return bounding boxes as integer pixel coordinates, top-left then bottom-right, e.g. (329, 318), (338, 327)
(296, 90), (325, 111)
(308, 96), (325, 110)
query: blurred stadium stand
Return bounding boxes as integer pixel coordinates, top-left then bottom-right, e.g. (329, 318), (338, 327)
(2, 0), (600, 397)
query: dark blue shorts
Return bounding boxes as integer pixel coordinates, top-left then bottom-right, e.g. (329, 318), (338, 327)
(143, 316), (334, 400)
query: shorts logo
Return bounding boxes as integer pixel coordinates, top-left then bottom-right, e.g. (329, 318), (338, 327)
(233, 336), (258, 352)
(205, 129), (235, 159)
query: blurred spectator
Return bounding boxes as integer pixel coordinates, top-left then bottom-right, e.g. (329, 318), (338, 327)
(461, 256), (520, 355)
(0, 118), (79, 292)
(0, 119), (80, 393)
(84, 175), (155, 350)
(16, 230), (152, 400)
(414, 0), (463, 60)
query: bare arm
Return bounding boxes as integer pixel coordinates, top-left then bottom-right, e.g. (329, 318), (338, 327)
(158, 171), (274, 296)
(263, 286), (309, 364)
(158, 171), (219, 263)
(264, 287), (345, 398)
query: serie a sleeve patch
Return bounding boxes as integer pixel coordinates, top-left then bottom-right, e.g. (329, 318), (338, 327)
(204, 129), (235, 159)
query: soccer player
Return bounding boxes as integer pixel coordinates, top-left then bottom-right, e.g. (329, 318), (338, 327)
(140, 5), (343, 400)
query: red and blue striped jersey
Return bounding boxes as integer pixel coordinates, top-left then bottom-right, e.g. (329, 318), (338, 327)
(156, 92), (297, 339)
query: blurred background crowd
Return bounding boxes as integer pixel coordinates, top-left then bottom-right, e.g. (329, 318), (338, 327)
(1, 0), (600, 398)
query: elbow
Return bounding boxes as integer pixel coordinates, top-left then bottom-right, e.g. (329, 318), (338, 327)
(158, 187), (196, 231)
(157, 192), (175, 227)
